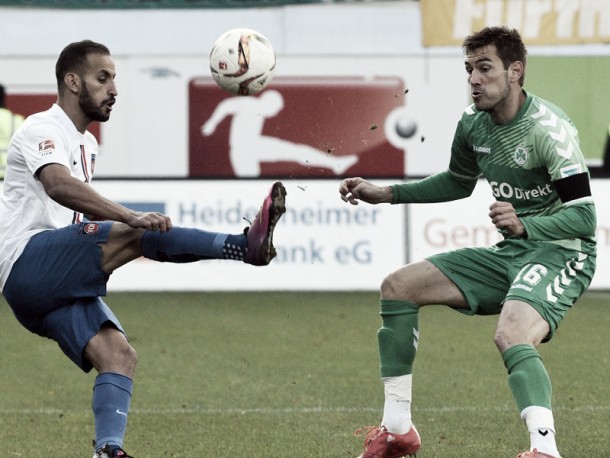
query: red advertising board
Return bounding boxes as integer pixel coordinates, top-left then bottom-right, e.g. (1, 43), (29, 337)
(189, 77), (406, 178)
(6, 94), (101, 142)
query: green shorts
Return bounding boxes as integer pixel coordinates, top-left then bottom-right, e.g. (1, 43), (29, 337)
(427, 238), (596, 341)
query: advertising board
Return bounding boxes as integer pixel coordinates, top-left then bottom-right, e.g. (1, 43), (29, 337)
(90, 179), (405, 291)
(189, 77), (407, 178)
(1, 178), (608, 290)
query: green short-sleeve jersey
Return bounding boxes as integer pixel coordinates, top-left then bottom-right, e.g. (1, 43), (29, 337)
(450, 91), (595, 254)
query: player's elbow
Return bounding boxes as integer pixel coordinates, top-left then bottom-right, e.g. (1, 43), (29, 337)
(572, 202), (597, 236)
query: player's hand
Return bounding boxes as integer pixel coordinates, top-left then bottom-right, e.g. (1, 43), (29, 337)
(488, 201), (525, 236)
(127, 211), (173, 232)
(339, 177), (393, 205)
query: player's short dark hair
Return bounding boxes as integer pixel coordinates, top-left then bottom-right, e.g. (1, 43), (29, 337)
(0, 83), (5, 107)
(55, 40), (111, 93)
(462, 26), (527, 86)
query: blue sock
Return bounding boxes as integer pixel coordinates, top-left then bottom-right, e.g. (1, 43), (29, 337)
(92, 372), (133, 450)
(141, 227), (247, 262)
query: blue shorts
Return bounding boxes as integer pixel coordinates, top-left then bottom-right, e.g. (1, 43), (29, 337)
(3, 222), (125, 372)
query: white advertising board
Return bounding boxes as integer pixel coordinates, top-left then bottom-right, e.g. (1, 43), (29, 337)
(408, 179), (610, 290)
(1, 178), (608, 291)
(90, 179), (405, 291)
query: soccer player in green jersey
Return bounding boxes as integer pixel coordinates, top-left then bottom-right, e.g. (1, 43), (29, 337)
(340, 26), (595, 458)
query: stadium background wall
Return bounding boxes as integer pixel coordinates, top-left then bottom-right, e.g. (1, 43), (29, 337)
(0, 2), (609, 178)
(0, 2), (608, 291)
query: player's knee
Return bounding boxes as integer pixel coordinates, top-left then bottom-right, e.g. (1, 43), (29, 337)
(380, 272), (400, 299)
(493, 327), (509, 352)
(86, 327), (138, 376)
(106, 340), (137, 376)
(380, 271), (416, 301)
(122, 343), (138, 373)
(101, 223), (146, 274)
(493, 326), (523, 352)
(108, 222), (144, 245)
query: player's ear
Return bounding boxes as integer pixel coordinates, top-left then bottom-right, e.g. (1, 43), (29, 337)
(508, 61), (524, 84)
(64, 72), (81, 94)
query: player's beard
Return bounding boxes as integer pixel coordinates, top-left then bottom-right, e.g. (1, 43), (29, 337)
(79, 81), (112, 122)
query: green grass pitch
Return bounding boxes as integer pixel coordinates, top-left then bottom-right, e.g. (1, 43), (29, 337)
(1, 291), (609, 457)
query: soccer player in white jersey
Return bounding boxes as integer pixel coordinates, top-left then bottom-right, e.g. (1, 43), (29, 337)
(340, 27), (595, 458)
(0, 40), (286, 458)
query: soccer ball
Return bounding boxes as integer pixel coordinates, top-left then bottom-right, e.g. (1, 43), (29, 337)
(209, 28), (276, 96)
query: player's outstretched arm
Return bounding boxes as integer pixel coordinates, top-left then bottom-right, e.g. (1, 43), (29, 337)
(339, 177), (393, 205)
(38, 163), (172, 232)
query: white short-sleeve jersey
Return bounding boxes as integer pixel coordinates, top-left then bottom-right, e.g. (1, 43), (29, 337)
(0, 104), (98, 289)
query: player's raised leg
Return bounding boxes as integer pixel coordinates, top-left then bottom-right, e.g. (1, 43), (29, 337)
(99, 181), (287, 274)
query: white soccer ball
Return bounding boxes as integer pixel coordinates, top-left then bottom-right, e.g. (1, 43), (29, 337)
(209, 28), (276, 96)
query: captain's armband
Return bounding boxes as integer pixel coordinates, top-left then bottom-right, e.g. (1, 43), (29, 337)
(553, 172), (591, 203)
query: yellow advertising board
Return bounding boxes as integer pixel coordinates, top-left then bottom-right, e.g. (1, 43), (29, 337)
(421, 0), (610, 46)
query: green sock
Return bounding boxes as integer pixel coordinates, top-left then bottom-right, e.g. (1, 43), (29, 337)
(377, 299), (419, 378)
(502, 344), (552, 412)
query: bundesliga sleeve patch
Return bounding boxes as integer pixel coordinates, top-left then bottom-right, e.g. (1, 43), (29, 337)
(38, 139), (56, 155)
(559, 164), (582, 178)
